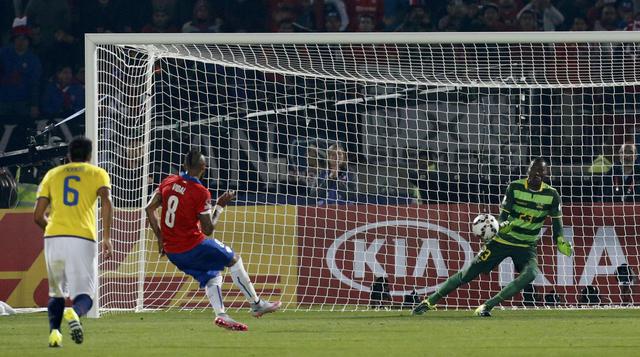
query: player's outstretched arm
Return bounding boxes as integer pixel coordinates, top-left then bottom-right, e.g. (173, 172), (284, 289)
(550, 191), (571, 256)
(145, 191), (164, 255)
(98, 187), (113, 259)
(553, 217), (572, 256)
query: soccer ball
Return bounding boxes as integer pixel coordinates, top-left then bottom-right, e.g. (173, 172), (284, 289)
(471, 214), (499, 242)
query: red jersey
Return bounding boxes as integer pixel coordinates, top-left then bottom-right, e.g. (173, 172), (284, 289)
(157, 174), (212, 254)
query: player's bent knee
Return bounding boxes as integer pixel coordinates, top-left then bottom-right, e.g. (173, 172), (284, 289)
(226, 255), (239, 267)
(206, 275), (223, 287)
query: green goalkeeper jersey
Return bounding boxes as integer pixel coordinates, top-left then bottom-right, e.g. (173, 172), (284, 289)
(496, 178), (562, 247)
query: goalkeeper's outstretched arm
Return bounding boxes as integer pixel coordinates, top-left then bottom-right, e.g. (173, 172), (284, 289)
(552, 217), (564, 243)
(550, 190), (564, 243)
(550, 191), (572, 256)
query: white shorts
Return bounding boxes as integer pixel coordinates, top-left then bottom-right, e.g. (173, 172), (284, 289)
(44, 236), (97, 299)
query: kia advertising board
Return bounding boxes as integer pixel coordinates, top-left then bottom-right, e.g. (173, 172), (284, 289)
(297, 204), (640, 307)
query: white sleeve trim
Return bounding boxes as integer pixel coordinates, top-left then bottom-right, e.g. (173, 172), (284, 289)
(211, 205), (224, 225)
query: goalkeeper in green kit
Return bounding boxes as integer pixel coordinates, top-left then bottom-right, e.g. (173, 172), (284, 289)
(412, 158), (573, 317)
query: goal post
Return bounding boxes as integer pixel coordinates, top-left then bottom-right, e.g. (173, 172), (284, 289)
(86, 32), (640, 314)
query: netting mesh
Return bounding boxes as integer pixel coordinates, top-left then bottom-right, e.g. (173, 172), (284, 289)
(95, 37), (640, 312)
(142, 43), (640, 87)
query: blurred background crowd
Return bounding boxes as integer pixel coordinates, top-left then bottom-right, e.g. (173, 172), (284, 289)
(3, 0), (640, 126)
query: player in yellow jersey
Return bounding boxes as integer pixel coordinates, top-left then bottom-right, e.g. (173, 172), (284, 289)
(33, 136), (113, 348)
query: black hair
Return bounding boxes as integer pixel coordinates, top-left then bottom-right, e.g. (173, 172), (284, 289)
(529, 157), (546, 168)
(184, 148), (203, 169)
(68, 136), (92, 162)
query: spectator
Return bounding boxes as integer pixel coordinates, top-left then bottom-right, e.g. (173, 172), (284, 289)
(570, 16), (590, 31)
(465, 0), (482, 21)
(617, 0), (634, 26)
(142, 10), (180, 33)
(517, 0), (564, 31)
(395, 4), (433, 32)
(498, 0), (523, 29)
(438, 0), (472, 31)
(286, 143), (326, 197)
(0, 25), (42, 121)
(288, 0), (322, 31)
(302, 143), (324, 192)
(593, 4), (623, 30)
(313, 143), (358, 205)
(182, 0), (223, 33)
(625, 10), (640, 30)
(517, 9), (539, 31)
(602, 143), (640, 202)
(407, 150), (437, 204)
(25, 0), (77, 76)
(472, 3), (509, 31)
(382, 0), (410, 31)
(356, 13), (377, 32)
(267, 0), (299, 32)
(324, 11), (345, 32)
(75, 0), (133, 34)
(347, 0), (384, 31)
(41, 65), (84, 117)
(586, 0), (612, 25)
(322, 1), (349, 32)
(149, 0), (189, 27)
(72, 66), (85, 88)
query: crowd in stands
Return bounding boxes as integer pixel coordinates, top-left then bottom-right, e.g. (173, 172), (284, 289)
(2, 0), (640, 207)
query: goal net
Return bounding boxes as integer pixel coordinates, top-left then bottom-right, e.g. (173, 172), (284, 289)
(87, 33), (640, 314)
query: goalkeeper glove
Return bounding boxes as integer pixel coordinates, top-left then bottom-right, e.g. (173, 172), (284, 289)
(498, 220), (512, 234)
(556, 236), (572, 257)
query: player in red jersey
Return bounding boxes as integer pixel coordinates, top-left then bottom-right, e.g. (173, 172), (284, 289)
(145, 149), (281, 331)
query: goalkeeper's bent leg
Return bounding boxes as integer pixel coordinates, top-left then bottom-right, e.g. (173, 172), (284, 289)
(427, 262), (487, 305)
(484, 261), (537, 310)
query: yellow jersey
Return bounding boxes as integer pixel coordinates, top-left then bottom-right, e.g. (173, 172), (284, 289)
(36, 162), (111, 241)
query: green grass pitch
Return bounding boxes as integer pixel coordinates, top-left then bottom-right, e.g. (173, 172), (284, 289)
(2, 309), (640, 356)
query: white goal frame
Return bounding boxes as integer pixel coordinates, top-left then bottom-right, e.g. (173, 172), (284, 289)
(85, 31), (640, 317)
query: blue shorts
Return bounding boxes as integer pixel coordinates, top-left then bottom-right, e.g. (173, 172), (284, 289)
(167, 239), (235, 288)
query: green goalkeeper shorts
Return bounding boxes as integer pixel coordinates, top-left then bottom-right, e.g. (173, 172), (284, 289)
(470, 239), (538, 275)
